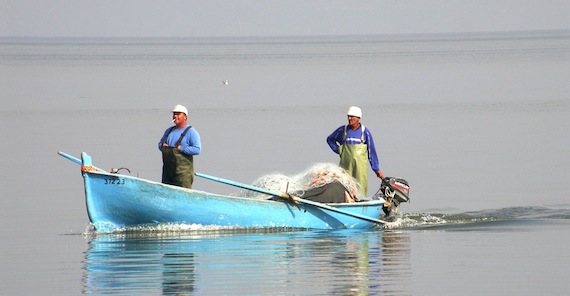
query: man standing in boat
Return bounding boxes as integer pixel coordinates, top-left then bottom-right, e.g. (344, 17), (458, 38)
(326, 106), (384, 196)
(159, 104), (201, 189)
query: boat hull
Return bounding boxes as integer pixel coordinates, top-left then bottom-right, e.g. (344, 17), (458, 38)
(82, 171), (386, 232)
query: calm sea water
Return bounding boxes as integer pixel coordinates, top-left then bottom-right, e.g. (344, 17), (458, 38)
(1, 31), (569, 295)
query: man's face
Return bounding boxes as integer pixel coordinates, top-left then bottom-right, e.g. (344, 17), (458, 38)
(172, 112), (187, 125)
(347, 115), (360, 127)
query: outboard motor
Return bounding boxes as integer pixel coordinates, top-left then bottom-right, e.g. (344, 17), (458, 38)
(376, 177), (410, 218)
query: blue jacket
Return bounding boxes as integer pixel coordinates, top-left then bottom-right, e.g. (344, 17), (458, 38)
(326, 125), (380, 172)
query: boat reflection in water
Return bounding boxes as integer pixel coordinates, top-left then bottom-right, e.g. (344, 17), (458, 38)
(82, 228), (411, 295)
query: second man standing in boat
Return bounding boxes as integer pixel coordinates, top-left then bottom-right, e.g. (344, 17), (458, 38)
(159, 104), (202, 189)
(326, 106), (384, 196)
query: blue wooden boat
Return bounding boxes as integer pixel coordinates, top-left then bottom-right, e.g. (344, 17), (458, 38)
(59, 151), (393, 232)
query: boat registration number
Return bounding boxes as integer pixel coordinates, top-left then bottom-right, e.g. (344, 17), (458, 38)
(103, 178), (125, 185)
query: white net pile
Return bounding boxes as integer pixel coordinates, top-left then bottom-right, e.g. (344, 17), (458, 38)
(235, 163), (363, 199)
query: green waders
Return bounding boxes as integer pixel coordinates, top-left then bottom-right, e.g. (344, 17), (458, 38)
(162, 126), (194, 189)
(339, 125), (369, 196)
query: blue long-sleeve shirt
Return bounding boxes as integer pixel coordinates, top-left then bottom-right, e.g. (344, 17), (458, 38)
(326, 125), (380, 172)
(158, 125), (201, 156)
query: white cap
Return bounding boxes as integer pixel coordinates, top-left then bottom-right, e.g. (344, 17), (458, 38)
(347, 106), (362, 118)
(171, 104), (188, 116)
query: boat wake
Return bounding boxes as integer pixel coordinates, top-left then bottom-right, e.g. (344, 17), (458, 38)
(384, 206), (570, 229)
(82, 223), (313, 236)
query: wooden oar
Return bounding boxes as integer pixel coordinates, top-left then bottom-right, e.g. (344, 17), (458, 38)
(195, 172), (388, 225)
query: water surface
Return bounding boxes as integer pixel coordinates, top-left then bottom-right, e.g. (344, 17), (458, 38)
(1, 31), (569, 295)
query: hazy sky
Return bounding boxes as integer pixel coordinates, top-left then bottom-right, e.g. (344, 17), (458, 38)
(1, 0), (570, 37)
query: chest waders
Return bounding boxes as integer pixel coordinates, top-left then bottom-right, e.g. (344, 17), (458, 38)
(339, 125), (369, 196)
(162, 126), (194, 189)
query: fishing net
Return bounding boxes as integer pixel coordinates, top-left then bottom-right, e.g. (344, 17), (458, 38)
(235, 163), (363, 200)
